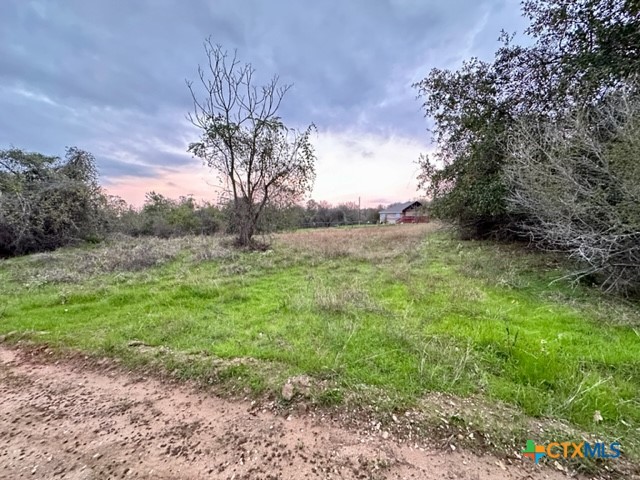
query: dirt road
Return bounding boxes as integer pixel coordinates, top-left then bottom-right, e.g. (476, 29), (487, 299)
(0, 346), (575, 479)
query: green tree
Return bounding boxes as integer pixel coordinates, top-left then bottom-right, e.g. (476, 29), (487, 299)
(415, 0), (640, 238)
(114, 193), (223, 237)
(414, 58), (515, 237)
(522, 0), (640, 103)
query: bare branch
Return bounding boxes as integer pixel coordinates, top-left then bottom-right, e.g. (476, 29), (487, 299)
(186, 40), (314, 247)
(505, 89), (640, 294)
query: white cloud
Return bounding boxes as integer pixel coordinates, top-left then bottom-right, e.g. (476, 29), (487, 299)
(311, 128), (431, 206)
(8, 85), (63, 109)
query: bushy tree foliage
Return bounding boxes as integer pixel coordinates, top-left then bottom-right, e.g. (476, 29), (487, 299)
(0, 147), (105, 256)
(415, 0), (640, 240)
(415, 0), (640, 292)
(415, 58), (515, 237)
(522, 0), (640, 103)
(106, 193), (223, 238)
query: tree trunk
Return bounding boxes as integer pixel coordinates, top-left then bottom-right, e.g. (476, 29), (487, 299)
(237, 222), (254, 247)
(236, 199), (255, 247)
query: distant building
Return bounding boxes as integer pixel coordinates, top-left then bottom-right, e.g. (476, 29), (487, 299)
(378, 201), (427, 224)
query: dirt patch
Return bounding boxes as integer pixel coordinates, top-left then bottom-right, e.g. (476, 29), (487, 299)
(0, 346), (595, 479)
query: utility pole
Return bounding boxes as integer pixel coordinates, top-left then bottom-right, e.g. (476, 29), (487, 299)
(358, 196), (361, 225)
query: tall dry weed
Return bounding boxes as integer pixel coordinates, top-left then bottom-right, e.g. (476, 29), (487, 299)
(276, 224), (440, 262)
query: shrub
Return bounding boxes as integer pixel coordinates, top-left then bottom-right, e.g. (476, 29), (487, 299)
(107, 192), (223, 238)
(0, 147), (106, 256)
(505, 90), (640, 294)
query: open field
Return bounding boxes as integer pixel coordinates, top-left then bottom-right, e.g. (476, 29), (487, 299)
(1, 224), (639, 476)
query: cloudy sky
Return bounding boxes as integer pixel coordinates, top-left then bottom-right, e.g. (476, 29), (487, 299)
(0, 0), (527, 207)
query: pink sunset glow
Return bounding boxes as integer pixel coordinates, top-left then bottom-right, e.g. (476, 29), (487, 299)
(103, 130), (428, 208)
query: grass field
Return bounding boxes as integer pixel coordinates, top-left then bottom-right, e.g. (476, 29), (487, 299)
(1, 224), (639, 468)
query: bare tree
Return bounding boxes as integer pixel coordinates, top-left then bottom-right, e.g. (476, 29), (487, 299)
(187, 39), (316, 247)
(505, 89), (640, 294)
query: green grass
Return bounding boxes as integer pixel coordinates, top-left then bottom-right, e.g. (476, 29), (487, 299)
(1, 225), (639, 468)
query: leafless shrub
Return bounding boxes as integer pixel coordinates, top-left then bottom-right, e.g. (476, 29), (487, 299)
(505, 89), (640, 294)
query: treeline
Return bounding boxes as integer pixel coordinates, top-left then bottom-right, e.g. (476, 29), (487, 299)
(0, 146), (391, 256)
(104, 193), (223, 238)
(106, 195), (385, 237)
(416, 0), (640, 294)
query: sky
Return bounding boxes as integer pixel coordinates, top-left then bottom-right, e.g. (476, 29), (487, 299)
(0, 0), (528, 207)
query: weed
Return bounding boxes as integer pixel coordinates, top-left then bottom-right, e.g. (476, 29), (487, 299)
(315, 388), (344, 407)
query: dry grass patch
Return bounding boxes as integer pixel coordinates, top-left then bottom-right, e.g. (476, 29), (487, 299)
(10, 235), (230, 285)
(275, 223), (442, 262)
(312, 281), (383, 314)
